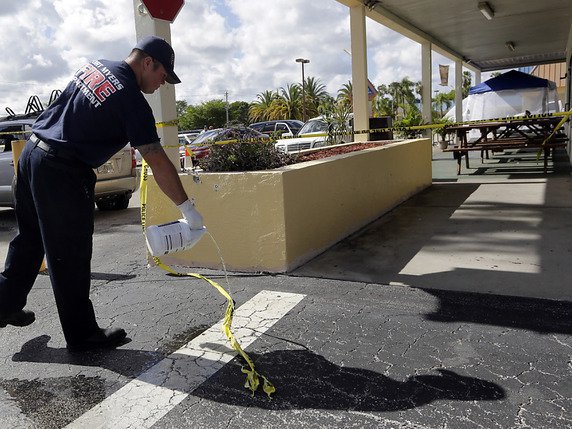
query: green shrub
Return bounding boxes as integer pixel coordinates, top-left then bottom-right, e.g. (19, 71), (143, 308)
(198, 141), (296, 172)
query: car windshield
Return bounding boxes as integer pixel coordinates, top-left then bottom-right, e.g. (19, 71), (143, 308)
(191, 129), (222, 144)
(298, 119), (327, 135)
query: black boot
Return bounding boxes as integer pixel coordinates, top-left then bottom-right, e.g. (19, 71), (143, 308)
(0, 309), (35, 327)
(66, 327), (128, 352)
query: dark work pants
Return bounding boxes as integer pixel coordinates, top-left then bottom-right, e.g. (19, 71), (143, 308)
(0, 139), (99, 344)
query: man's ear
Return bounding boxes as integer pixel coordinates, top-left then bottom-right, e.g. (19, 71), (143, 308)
(142, 56), (153, 70)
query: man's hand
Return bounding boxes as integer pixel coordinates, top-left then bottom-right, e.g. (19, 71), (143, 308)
(177, 199), (204, 229)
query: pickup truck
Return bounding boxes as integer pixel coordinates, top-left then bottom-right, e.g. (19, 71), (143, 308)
(0, 117), (138, 210)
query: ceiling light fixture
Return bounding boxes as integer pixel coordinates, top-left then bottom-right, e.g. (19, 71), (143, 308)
(478, 2), (495, 20)
(505, 41), (515, 51)
(364, 0), (379, 11)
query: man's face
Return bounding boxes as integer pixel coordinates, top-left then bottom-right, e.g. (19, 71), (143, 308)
(140, 57), (167, 94)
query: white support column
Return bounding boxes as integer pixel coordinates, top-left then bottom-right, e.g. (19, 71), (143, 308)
(132, 0), (179, 168)
(421, 41), (432, 137)
(455, 58), (463, 123)
(565, 24), (572, 157)
(474, 70), (482, 85)
(566, 52), (571, 155)
(350, 3), (369, 142)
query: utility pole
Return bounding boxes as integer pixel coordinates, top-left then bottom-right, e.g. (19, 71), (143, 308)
(225, 90), (229, 125)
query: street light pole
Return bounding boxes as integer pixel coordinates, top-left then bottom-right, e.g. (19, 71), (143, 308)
(296, 58), (310, 121)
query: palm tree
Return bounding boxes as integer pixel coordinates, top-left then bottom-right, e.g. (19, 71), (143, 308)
(269, 84), (302, 120)
(414, 81), (423, 108)
(387, 81), (401, 115)
(394, 77), (417, 106)
(317, 94), (336, 116)
(382, 77), (419, 119)
(249, 90), (277, 122)
(372, 91), (392, 117)
(337, 81), (353, 108)
(433, 91), (455, 118)
(303, 77), (328, 118)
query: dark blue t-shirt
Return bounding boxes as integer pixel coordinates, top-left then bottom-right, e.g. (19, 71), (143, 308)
(32, 59), (159, 168)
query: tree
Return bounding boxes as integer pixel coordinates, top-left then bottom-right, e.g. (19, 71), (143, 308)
(372, 83), (395, 117)
(269, 84), (302, 120)
(249, 90), (277, 122)
(317, 93), (336, 116)
(372, 91), (393, 117)
(395, 77), (418, 106)
(374, 77), (420, 119)
(229, 101), (251, 125)
(462, 71), (472, 98)
(433, 90), (455, 118)
(337, 81), (353, 108)
(322, 100), (352, 145)
(176, 100), (188, 118)
(303, 76), (328, 118)
(394, 104), (425, 138)
(179, 99), (228, 130)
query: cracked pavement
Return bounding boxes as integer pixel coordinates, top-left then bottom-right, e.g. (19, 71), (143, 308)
(0, 174), (571, 428)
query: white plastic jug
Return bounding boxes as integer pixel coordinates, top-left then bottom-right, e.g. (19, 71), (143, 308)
(146, 219), (206, 256)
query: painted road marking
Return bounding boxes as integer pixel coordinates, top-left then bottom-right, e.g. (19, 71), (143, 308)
(65, 290), (305, 429)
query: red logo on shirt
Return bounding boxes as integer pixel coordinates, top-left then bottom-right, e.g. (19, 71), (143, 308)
(73, 61), (124, 107)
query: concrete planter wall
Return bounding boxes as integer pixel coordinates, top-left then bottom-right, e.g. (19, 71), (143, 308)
(144, 138), (432, 272)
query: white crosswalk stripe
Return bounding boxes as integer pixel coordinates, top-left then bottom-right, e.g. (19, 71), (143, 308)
(66, 290), (305, 429)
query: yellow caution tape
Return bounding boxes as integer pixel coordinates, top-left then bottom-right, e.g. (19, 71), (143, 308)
(156, 119), (179, 128)
(0, 130), (32, 137)
(139, 161), (275, 398)
(164, 111), (571, 148)
(2, 110), (569, 146)
(535, 112), (571, 160)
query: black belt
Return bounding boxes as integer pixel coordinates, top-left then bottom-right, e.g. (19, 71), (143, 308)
(31, 134), (79, 162)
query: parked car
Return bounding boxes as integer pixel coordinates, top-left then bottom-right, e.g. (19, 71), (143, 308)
(180, 126), (270, 167)
(179, 130), (207, 167)
(249, 120), (304, 137)
(179, 129), (202, 143)
(132, 130), (202, 167)
(274, 115), (354, 153)
(0, 117), (138, 210)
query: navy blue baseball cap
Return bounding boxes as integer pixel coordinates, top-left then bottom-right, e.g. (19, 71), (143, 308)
(135, 35), (181, 84)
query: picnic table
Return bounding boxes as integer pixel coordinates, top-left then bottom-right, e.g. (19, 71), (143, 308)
(443, 116), (568, 174)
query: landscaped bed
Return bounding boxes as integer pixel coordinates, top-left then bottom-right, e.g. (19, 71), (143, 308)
(145, 138), (432, 272)
(295, 141), (396, 162)
(197, 140), (399, 172)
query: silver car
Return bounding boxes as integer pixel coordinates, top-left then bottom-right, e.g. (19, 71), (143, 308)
(0, 117), (138, 210)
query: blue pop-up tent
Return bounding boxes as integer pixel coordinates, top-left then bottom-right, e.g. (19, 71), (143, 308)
(469, 70), (556, 95)
(445, 70), (560, 122)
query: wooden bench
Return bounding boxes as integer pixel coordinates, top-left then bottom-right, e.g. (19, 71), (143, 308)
(443, 139), (568, 175)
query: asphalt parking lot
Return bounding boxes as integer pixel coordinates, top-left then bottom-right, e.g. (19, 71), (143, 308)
(0, 159), (571, 428)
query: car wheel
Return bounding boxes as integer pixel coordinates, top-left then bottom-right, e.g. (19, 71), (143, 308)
(96, 193), (131, 211)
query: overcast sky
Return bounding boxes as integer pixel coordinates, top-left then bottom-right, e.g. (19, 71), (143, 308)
(0, 0), (476, 115)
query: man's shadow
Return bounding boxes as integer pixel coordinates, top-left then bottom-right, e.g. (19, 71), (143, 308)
(11, 335), (161, 378)
(192, 347), (506, 411)
(12, 336), (505, 412)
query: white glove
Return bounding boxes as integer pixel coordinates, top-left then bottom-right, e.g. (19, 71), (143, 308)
(177, 199), (204, 230)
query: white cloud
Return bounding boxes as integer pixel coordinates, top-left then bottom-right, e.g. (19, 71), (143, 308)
(0, 0), (480, 116)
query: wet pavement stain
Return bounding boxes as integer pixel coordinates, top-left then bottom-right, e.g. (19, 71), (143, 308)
(156, 324), (210, 355)
(0, 375), (108, 429)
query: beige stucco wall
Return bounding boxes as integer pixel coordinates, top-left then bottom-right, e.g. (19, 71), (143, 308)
(144, 138), (431, 272)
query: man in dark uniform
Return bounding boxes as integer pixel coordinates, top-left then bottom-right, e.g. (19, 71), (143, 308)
(0, 36), (203, 351)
